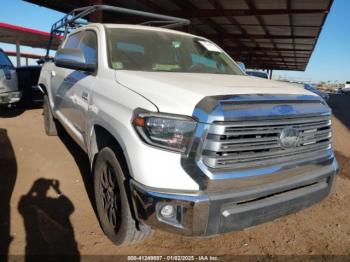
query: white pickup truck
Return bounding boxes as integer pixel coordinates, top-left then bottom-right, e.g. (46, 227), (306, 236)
(38, 20), (338, 245)
(0, 48), (21, 107)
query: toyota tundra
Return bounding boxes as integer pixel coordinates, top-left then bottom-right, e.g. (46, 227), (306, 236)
(38, 6), (338, 245)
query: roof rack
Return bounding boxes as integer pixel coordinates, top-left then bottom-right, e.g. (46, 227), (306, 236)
(46, 4), (191, 57)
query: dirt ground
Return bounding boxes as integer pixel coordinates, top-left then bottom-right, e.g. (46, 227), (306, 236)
(1, 94), (350, 258)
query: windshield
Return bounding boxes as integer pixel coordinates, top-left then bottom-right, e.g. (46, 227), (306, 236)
(106, 28), (243, 75)
(0, 51), (14, 68)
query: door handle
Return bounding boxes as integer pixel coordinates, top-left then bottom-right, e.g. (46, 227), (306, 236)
(82, 92), (89, 101)
(51, 70), (56, 77)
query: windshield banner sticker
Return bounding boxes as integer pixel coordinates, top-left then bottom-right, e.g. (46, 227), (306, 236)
(198, 40), (222, 52)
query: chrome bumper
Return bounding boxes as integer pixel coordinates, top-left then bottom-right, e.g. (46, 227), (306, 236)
(0, 91), (21, 104)
(130, 158), (338, 236)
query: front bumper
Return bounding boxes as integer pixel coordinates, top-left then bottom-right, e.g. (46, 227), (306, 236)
(0, 91), (22, 104)
(130, 158), (338, 236)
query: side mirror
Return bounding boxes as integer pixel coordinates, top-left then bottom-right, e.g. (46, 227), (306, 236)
(54, 48), (96, 72)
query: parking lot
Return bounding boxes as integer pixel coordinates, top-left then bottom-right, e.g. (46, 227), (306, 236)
(0, 94), (349, 257)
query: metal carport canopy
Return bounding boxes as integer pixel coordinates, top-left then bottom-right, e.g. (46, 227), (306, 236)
(24, 0), (333, 71)
(4, 50), (52, 59)
(0, 22), (61, 66)
(0, 22), (61, 49)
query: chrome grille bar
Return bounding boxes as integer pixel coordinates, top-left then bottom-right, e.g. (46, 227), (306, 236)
(202, 115), (332, 169)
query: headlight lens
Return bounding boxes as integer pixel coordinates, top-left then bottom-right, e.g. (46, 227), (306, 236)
(132, 109), (197, 153)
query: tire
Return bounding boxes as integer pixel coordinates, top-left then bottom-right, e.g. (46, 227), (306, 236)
(43, 95), (58, 136)
(94, 147), (152, 245)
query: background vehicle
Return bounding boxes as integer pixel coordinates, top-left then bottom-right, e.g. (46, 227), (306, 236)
(246, 69), (269, 79)
(38, 5), (338, 246)
(0, 48), (21, 107)
(287, 82), (329, 101)
(337, 87), (350, 94)
(339, 82), (350, 94)
(346, 81), (350, 89)
(17, 65), (43, 107)
(236, 61), (246, 73)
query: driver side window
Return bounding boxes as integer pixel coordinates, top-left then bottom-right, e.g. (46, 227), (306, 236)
(78, 31), (97, 65)
(62, 30), (97, 67)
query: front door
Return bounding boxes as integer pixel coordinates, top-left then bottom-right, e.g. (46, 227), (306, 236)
(51, 30), (98, 146)
(68, 30), (98, 138)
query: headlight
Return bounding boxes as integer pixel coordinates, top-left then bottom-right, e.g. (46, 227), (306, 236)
(132, 109), (197, 154)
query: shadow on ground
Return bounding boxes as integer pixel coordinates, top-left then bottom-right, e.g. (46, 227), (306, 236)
(57, 126), (96, 212)
(0, 107), (25, 118)
(0, 104), (43, 119)
(0, 129), (17, 261)
(18, 178), (80, 261)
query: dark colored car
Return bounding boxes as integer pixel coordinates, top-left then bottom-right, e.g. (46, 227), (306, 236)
(16, 66), (43, 107)
(246, 70), (269, 79)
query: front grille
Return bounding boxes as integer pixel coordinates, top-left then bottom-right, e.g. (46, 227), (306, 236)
(202, 115), (332, 169)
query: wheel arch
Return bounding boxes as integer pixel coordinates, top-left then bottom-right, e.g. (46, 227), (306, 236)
(38, 82), (56, 110)
(89, 124), (132, 181)
(90, 124), (146, 229)
(38, 83), (48, 95)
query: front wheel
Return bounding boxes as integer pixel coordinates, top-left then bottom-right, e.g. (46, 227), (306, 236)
(94, 147), (152, 245)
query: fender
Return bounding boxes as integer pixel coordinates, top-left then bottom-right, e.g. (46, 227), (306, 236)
(38, 62), (56, 109)
(87, 118), (133, 176)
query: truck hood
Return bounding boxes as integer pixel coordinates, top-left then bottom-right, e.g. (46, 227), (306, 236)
(115, 71), (317, 116)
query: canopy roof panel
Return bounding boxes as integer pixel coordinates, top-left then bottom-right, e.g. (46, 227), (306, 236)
(24, 0), (333, 71)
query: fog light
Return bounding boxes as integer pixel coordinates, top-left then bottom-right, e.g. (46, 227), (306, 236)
(160, 204), (175, 218)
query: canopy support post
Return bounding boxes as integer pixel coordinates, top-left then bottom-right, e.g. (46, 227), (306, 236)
(16, 41), (21, 67)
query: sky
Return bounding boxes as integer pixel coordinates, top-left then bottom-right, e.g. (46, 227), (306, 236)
(0, 0), (349, 83)
(274, 0), (350, 83)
